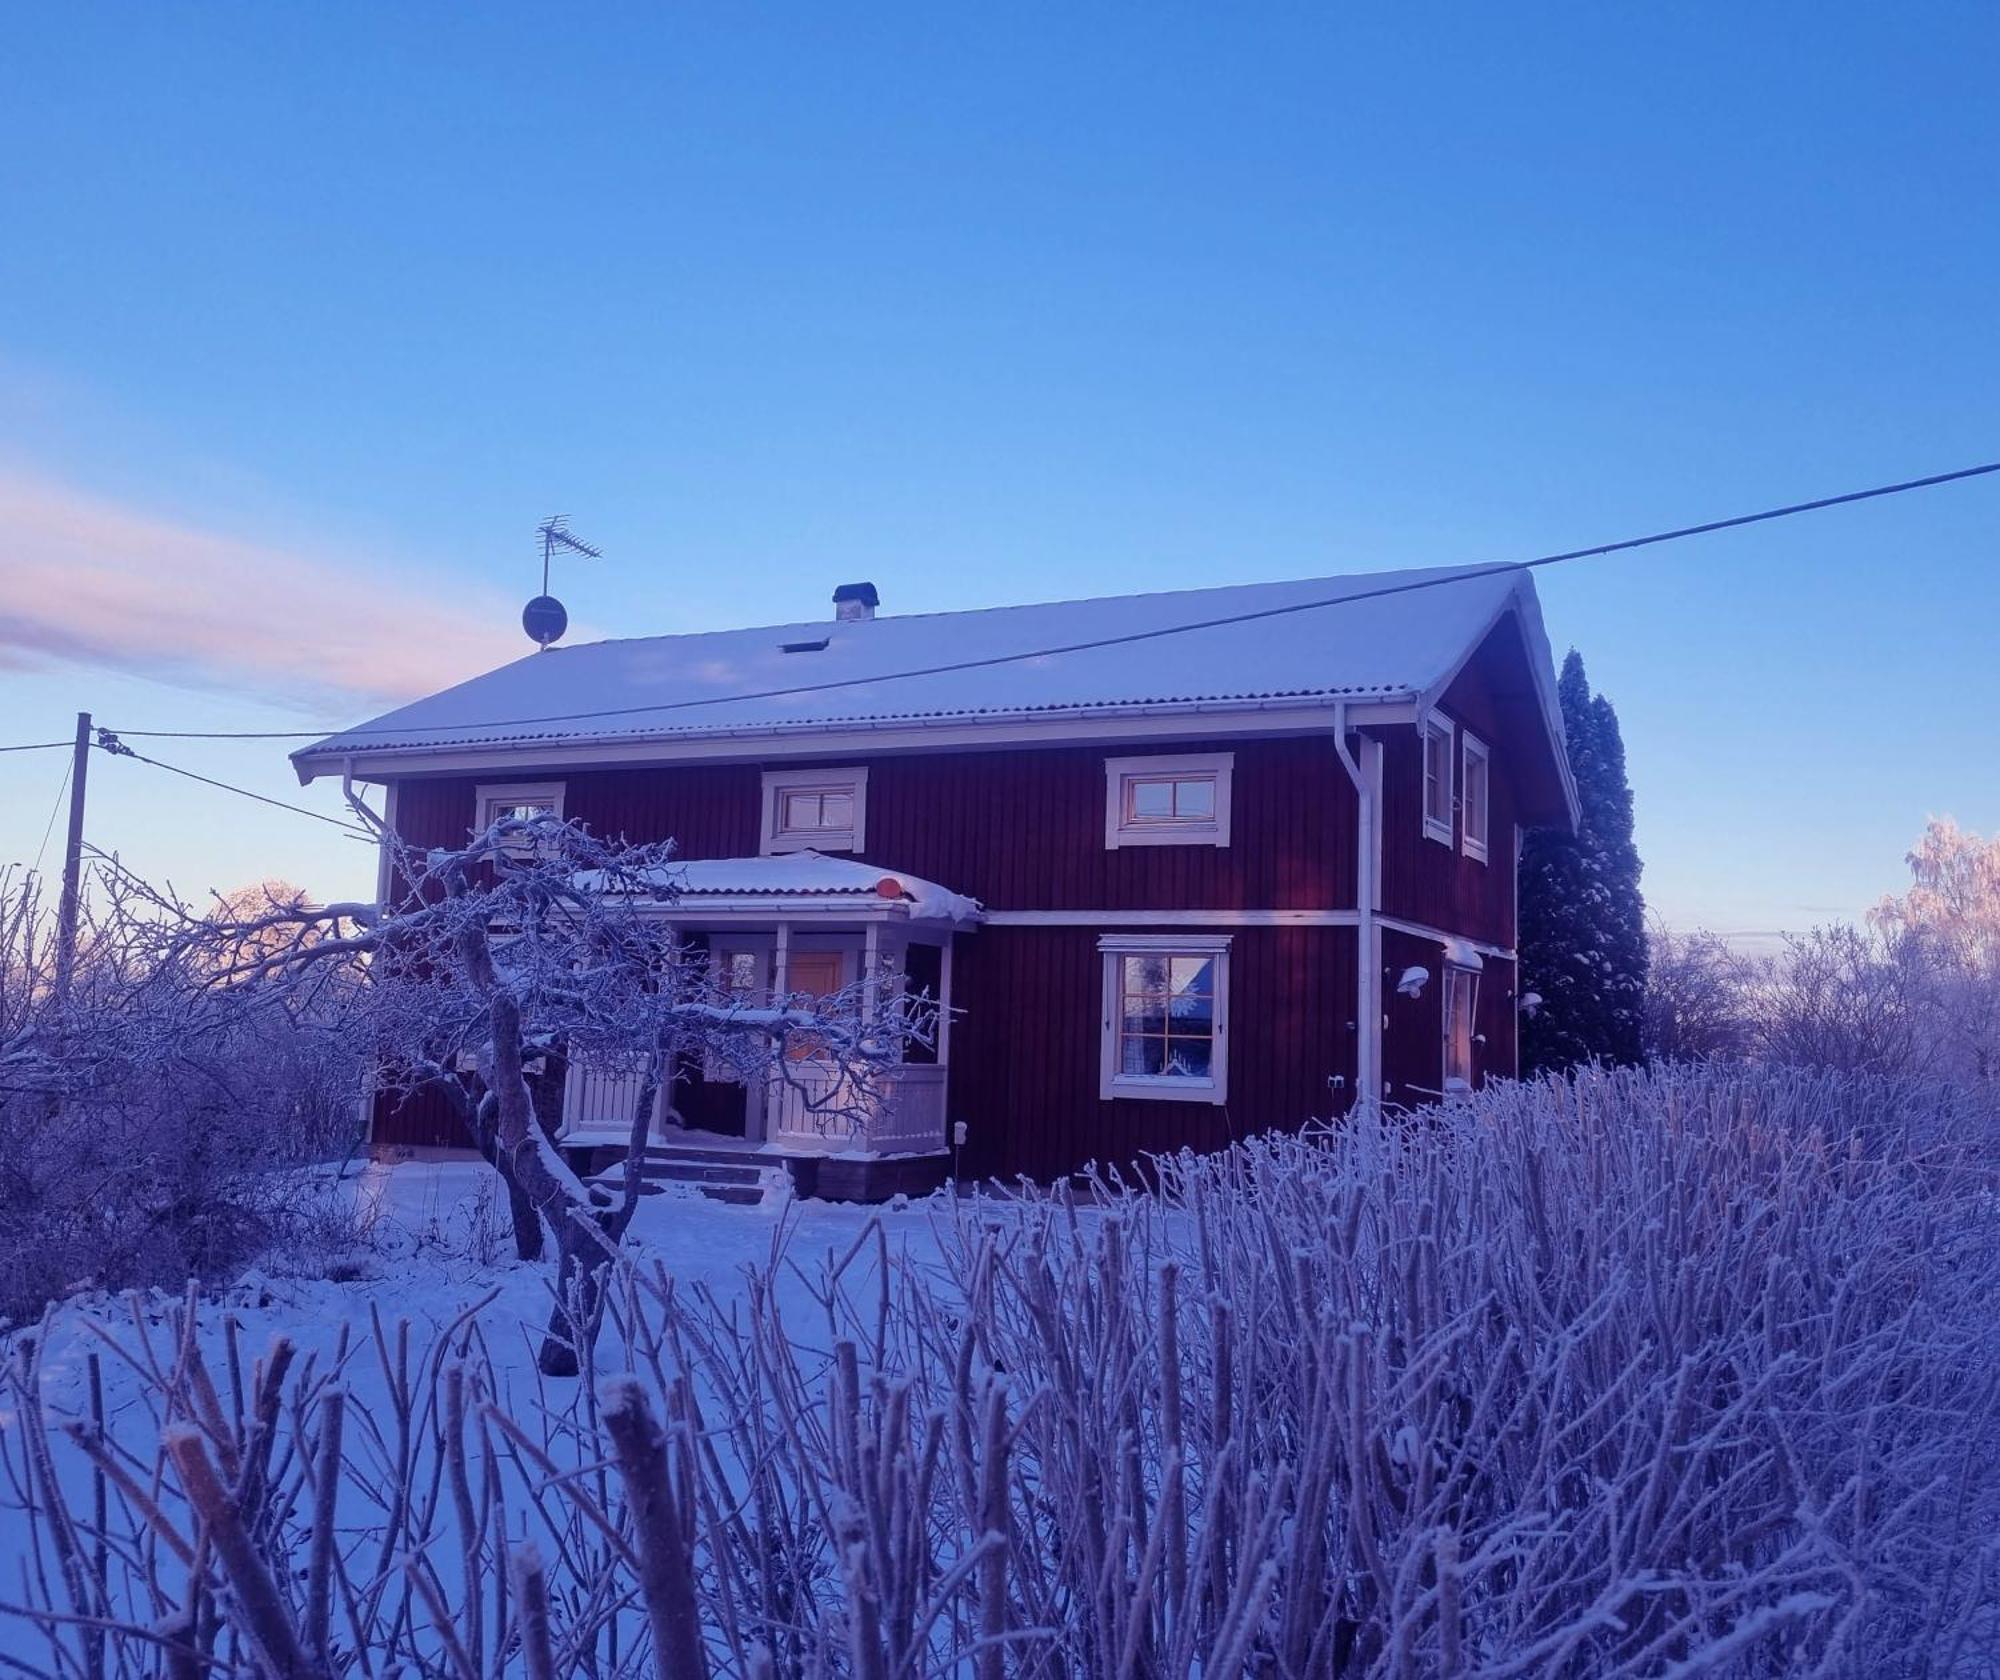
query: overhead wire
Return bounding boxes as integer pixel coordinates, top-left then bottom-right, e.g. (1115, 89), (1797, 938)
(29, 755), (73, 877)
(98, 740), (374, 838)
(78, 454), (2000, 746)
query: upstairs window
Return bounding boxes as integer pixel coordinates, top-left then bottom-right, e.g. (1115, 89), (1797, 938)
(1104, 753), (1233, 848)
(762, 766), (867, 854)
(1443, 964), (1480, 1091)
(1422, 717), (1455, 845)
(1099, 934), (1230, 1103)
(475, 782), (565, 857)
(1461, 733), (1491, 863)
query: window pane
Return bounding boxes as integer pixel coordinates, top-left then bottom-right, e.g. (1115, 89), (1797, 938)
(1129, 779), (1175, 819)
(1424, 729), (1448, 821)
(1174, 778), (1215, 819)
(1123, 994), (1168, 1037)
(1162, 1038), (1212, 1078)
(1445, 969), (1475, 1085)
(1123, 954), (1170, 995)
(1464, 751), (1488, 845)
(492, 799), (554, 824)
(1167, 957), (1214, 1025)
(1121, 1034), (1165, 1075)
(782, 788), (858, 832)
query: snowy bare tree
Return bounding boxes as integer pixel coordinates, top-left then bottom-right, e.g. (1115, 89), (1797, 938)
(0, 865), (366, 1326)
(1642, 918), (1753, 1062)
(155, 810), (917, 1375)
(1870, 816), (2000, 1082)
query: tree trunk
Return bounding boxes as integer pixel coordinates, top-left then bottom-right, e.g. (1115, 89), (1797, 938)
(447, 1078), (543, 1263)
(534, 1050), (657, 1377)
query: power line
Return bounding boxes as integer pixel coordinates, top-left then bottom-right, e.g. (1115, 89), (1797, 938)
(98, 739), (374, 837)
(30, 754), (74, 878)
(0, 740), (73, 754)
(100, 455), (2000, 746)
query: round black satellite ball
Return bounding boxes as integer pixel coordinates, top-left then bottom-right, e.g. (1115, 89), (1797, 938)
(522, 595), (568, 647)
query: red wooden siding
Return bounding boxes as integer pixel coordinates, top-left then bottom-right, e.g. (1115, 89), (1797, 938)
(1375, 625), (1531, 949)
(947, 925), (1359, 1183)
(1379, 927), (1516, 1104)
(372, 1083), (465, 1150)
(386, 735), (1358, 914)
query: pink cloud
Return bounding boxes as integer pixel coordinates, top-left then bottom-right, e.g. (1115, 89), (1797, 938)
(0, 469), (528, 708)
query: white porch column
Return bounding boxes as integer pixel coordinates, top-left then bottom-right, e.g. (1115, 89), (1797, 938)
(862, 921), (882, 1049)
(773, 922), (791, 998)
(937, 937), (954, 1067)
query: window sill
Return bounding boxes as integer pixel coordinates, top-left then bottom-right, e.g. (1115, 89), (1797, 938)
(1106, 824), (1229, 850)
(1422, 818), (1454, 846)
(1462, 839), (1489, 865)
(1103, 1074), (1226, 1106)
(763, 833), (858, 855)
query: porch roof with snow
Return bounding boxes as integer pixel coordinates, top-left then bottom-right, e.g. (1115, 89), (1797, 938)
(293, 563), (1576, 826)
(591, 852), (983, 925)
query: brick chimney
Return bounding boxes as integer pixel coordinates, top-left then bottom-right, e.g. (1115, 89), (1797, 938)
(832, 581), (880, 622)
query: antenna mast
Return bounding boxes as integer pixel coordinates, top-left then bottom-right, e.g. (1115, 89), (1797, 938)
(523, 515), (603, 649)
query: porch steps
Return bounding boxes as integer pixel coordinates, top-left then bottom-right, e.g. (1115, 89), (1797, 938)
(588, 1138), (784, 1208)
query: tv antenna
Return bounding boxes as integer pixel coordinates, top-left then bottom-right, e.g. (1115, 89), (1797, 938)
(522, 515), (603, 648)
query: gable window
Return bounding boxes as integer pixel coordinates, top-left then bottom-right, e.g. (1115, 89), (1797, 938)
(475, 782), (565, 856)
(762, 766), (868, 854)
(1461, 733), (1491, 863)
(1443, 964), (1479, 1091)
(1098, 933), (1230, 1104)
(1422, 717), (1455, 845)
(1104, 753), (1233, 849)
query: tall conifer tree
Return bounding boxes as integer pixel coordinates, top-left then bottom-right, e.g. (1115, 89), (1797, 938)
(1520, 651), (1649, 1072)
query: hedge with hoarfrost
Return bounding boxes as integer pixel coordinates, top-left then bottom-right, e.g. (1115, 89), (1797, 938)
(5, 1065), (1995, 1676)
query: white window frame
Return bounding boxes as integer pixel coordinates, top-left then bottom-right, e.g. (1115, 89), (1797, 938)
(1103, 752), (1234, 849)
(1461, 732), (1490, 864)
(1098, 933), (1231, 1105)
(761, 765), (868, 854)
(1442, 963), (1480, 1092)
(1421, 716), (1455, 846)
(475, 781), (565, 856)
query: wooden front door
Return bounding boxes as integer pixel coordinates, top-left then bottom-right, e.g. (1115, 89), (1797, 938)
(784, 950), (846, 1061)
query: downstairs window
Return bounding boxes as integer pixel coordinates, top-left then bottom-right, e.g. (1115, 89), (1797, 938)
(1098, 934), (1231, 1104)
(1443, 964), (1479, 1092)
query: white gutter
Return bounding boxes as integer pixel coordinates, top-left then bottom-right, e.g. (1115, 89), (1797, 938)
(291, 694), (1419, 784)
(1330, 703), (1381, 1106)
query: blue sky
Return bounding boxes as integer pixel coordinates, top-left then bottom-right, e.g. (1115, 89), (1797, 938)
(2, 4), (1994, 932)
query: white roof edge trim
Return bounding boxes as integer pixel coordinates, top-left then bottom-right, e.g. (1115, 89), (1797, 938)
(296, 696), (1420, 784)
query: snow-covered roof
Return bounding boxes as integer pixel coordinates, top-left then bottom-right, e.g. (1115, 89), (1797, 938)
(292, 563), (1560, 772)
(610, 852), (982, 924)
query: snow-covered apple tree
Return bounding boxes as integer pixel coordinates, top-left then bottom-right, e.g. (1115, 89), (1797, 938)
(154, 810), (918, 1375)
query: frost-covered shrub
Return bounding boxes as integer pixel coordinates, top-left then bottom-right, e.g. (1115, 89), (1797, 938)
(5, 1066), (1995, 1675)
(0, 1080), (359, 1330)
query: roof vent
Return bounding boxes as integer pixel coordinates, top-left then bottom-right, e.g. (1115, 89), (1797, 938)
(833, 581), (879, 622)
(780, 636), (831, 654)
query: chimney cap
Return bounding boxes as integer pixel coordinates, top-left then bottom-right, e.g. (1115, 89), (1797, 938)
(832, 582), (880, 608)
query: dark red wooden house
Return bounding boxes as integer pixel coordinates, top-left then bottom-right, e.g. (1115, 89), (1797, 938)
(293, 566), (1576, 1196)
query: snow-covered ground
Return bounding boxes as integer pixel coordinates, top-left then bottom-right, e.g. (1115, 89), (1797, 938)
(13, 1159), (958, 1415)
(0, 1159), (963, 1655)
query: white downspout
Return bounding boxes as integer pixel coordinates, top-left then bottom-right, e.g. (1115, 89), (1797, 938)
(1331, 705), (1381, 1107)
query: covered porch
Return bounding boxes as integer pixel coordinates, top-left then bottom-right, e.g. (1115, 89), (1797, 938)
(558, 853), (980, 1194)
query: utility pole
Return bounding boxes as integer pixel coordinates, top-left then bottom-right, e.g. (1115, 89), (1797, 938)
(53, 710), (91, 1000)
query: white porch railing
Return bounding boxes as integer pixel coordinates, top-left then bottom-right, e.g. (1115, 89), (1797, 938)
(563, 1055), (949, 1157)
(769, 1062), (948, 1157)
(560, 1055), (659, 1140)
